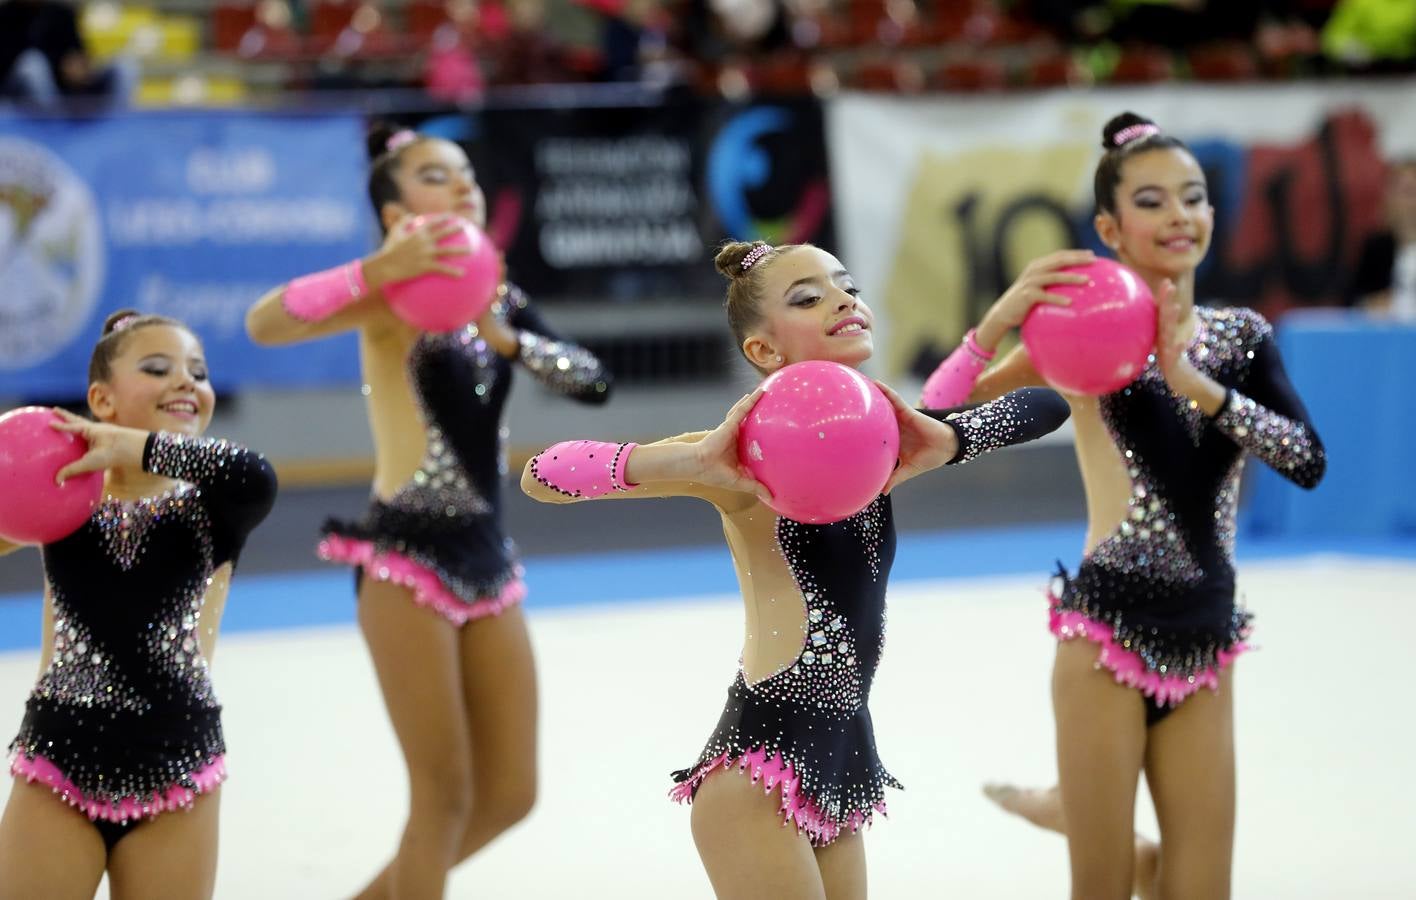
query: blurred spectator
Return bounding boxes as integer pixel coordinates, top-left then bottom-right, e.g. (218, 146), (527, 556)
(1322, 0), (1416, 66)
(1108, 0), (1299, 46)
(675, 0), (792, 65)
(0, 0), (136, 108)
(591, 0), (669, 83)
(485, 0), (574, 85)
(1347, 159), (1416, 320)
(1018, 0), (1110, 41)
(1019, 0), (1328, 49)
(423, 0), (487, 101)
(236, 1), (303, 59)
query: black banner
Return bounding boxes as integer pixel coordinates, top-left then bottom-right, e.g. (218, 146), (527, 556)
(413, 98), (835, 302)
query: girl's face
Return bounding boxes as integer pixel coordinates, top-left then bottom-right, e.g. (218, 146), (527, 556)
(1096, 147), (1214, 282)
(744, 246), (874, 372)
(383, 138), (486, 230)
(89, 325), (215, 437)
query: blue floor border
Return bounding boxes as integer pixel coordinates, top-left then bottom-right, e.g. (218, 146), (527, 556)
(3, 521), (1414, 653)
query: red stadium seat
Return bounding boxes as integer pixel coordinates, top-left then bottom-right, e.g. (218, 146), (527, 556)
(795, 13), (854, 50)
(1109, 45), (1174, 83)
(407, 0), (453, 40)
(309, 0), (358, 43)
(933, 57), (1007, 91)
(932, 0), (1018, 45)
(1024, 50), (1088, 88)
(233, 1), (303, 60)
(1188, 43), (1260, 81)
(311, 2), (408, 58)
(213, 2), (258, 53)
(755, 54), (835, 95)
(849, 58), (924, 93)
(235, 24), (302, 60)
(561, 45), (605, 79)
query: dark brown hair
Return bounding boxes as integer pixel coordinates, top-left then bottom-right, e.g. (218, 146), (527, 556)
(88, 309), (189, 384)
(1093, 112), (1193, 216)
(715, 241), (804, 371)
(366, 123), (434, 232)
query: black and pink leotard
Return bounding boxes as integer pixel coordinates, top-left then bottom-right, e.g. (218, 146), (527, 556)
(318, 284), (611, 625)
(1049, 306), (1325, 721)
(529, 387), (1071, 844)
(9, 432), (276, 832)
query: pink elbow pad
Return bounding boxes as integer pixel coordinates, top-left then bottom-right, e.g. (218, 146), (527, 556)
(282, 261), (367, 323)
(529, 441), (637, 498)
(921, 329), (994, 408)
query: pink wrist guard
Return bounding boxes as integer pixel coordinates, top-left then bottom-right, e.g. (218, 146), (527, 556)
(528, 441), (638, 499)
(282, 261), (367, 323)
(921, 329), (993, 408)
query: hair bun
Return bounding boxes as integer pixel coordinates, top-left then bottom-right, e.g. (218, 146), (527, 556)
(714, 241), (762, 280)
(101, 308), (142, 336)
(367, 122), (402, 162)
(1101, 112), (1158, 150)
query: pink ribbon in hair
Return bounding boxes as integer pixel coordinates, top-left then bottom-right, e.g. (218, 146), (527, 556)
(110, 314), (139, 333)
(386, 129), (418, 153)
(1113, 123), (1160, 147)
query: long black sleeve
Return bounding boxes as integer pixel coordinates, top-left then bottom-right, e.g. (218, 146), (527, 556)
(923, 387), (1071, 465)
(142, 432), (278, 566)
(505, 287), (612, 405)
(1211, 326), (1325, 489)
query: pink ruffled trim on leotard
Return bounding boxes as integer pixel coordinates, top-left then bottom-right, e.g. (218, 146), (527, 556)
(1048, 594), (1249, 707)
(9, 753), (226, 823)
(318, 535), (526, 627)
(669, 746), (887, 847)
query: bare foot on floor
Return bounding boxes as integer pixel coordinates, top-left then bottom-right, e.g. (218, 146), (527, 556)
(981, 783), (1066, 833)
(984, 783), (1159, 900)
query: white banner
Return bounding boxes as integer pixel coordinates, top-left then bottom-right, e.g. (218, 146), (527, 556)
(826, 81), (1416, 377)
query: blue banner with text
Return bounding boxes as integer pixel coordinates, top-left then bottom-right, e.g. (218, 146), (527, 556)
(0, 112), (373, 398)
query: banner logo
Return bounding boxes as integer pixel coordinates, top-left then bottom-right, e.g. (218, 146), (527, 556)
(708, 107), (829, 245)
(0, 137), (104, 371)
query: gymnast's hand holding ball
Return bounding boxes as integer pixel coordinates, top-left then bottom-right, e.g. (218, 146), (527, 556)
(1152, 278), (1229, 416)
(47, 408), (151, 485)
(873, 380), (959, 495)
(365, 214), (503, 334)
(0, 406), (105, 545)
(687, 387), (775, 502)
(364, 214), (468, 287)
(659, 363), (958, 523)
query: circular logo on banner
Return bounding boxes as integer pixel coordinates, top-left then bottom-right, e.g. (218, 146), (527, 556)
(706, 106), (829, 245)
(0, 137), (105, 370)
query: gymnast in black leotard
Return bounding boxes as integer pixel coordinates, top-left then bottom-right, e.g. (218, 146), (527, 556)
(523, 240), (1070, 899)
(317, 281), (610, 625)
(941, 112), (1327, 900)
(0, 311), (276, 899)
(244, 124), (611, 899)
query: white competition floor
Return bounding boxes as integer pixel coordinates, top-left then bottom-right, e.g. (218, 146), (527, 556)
(0, 551), (1411, 898)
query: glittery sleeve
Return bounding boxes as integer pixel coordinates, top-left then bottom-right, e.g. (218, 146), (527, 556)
(142, 432), (279, 565)
(1212, 332), (1325, 488)
(923, 387), (1070, 465)
(506, 287), (612, 405)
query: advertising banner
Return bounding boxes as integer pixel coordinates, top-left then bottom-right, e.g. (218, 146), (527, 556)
(826, 82), (1416, 377)
(0, 112), (374, 398)
(417, 98), (836, 302)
